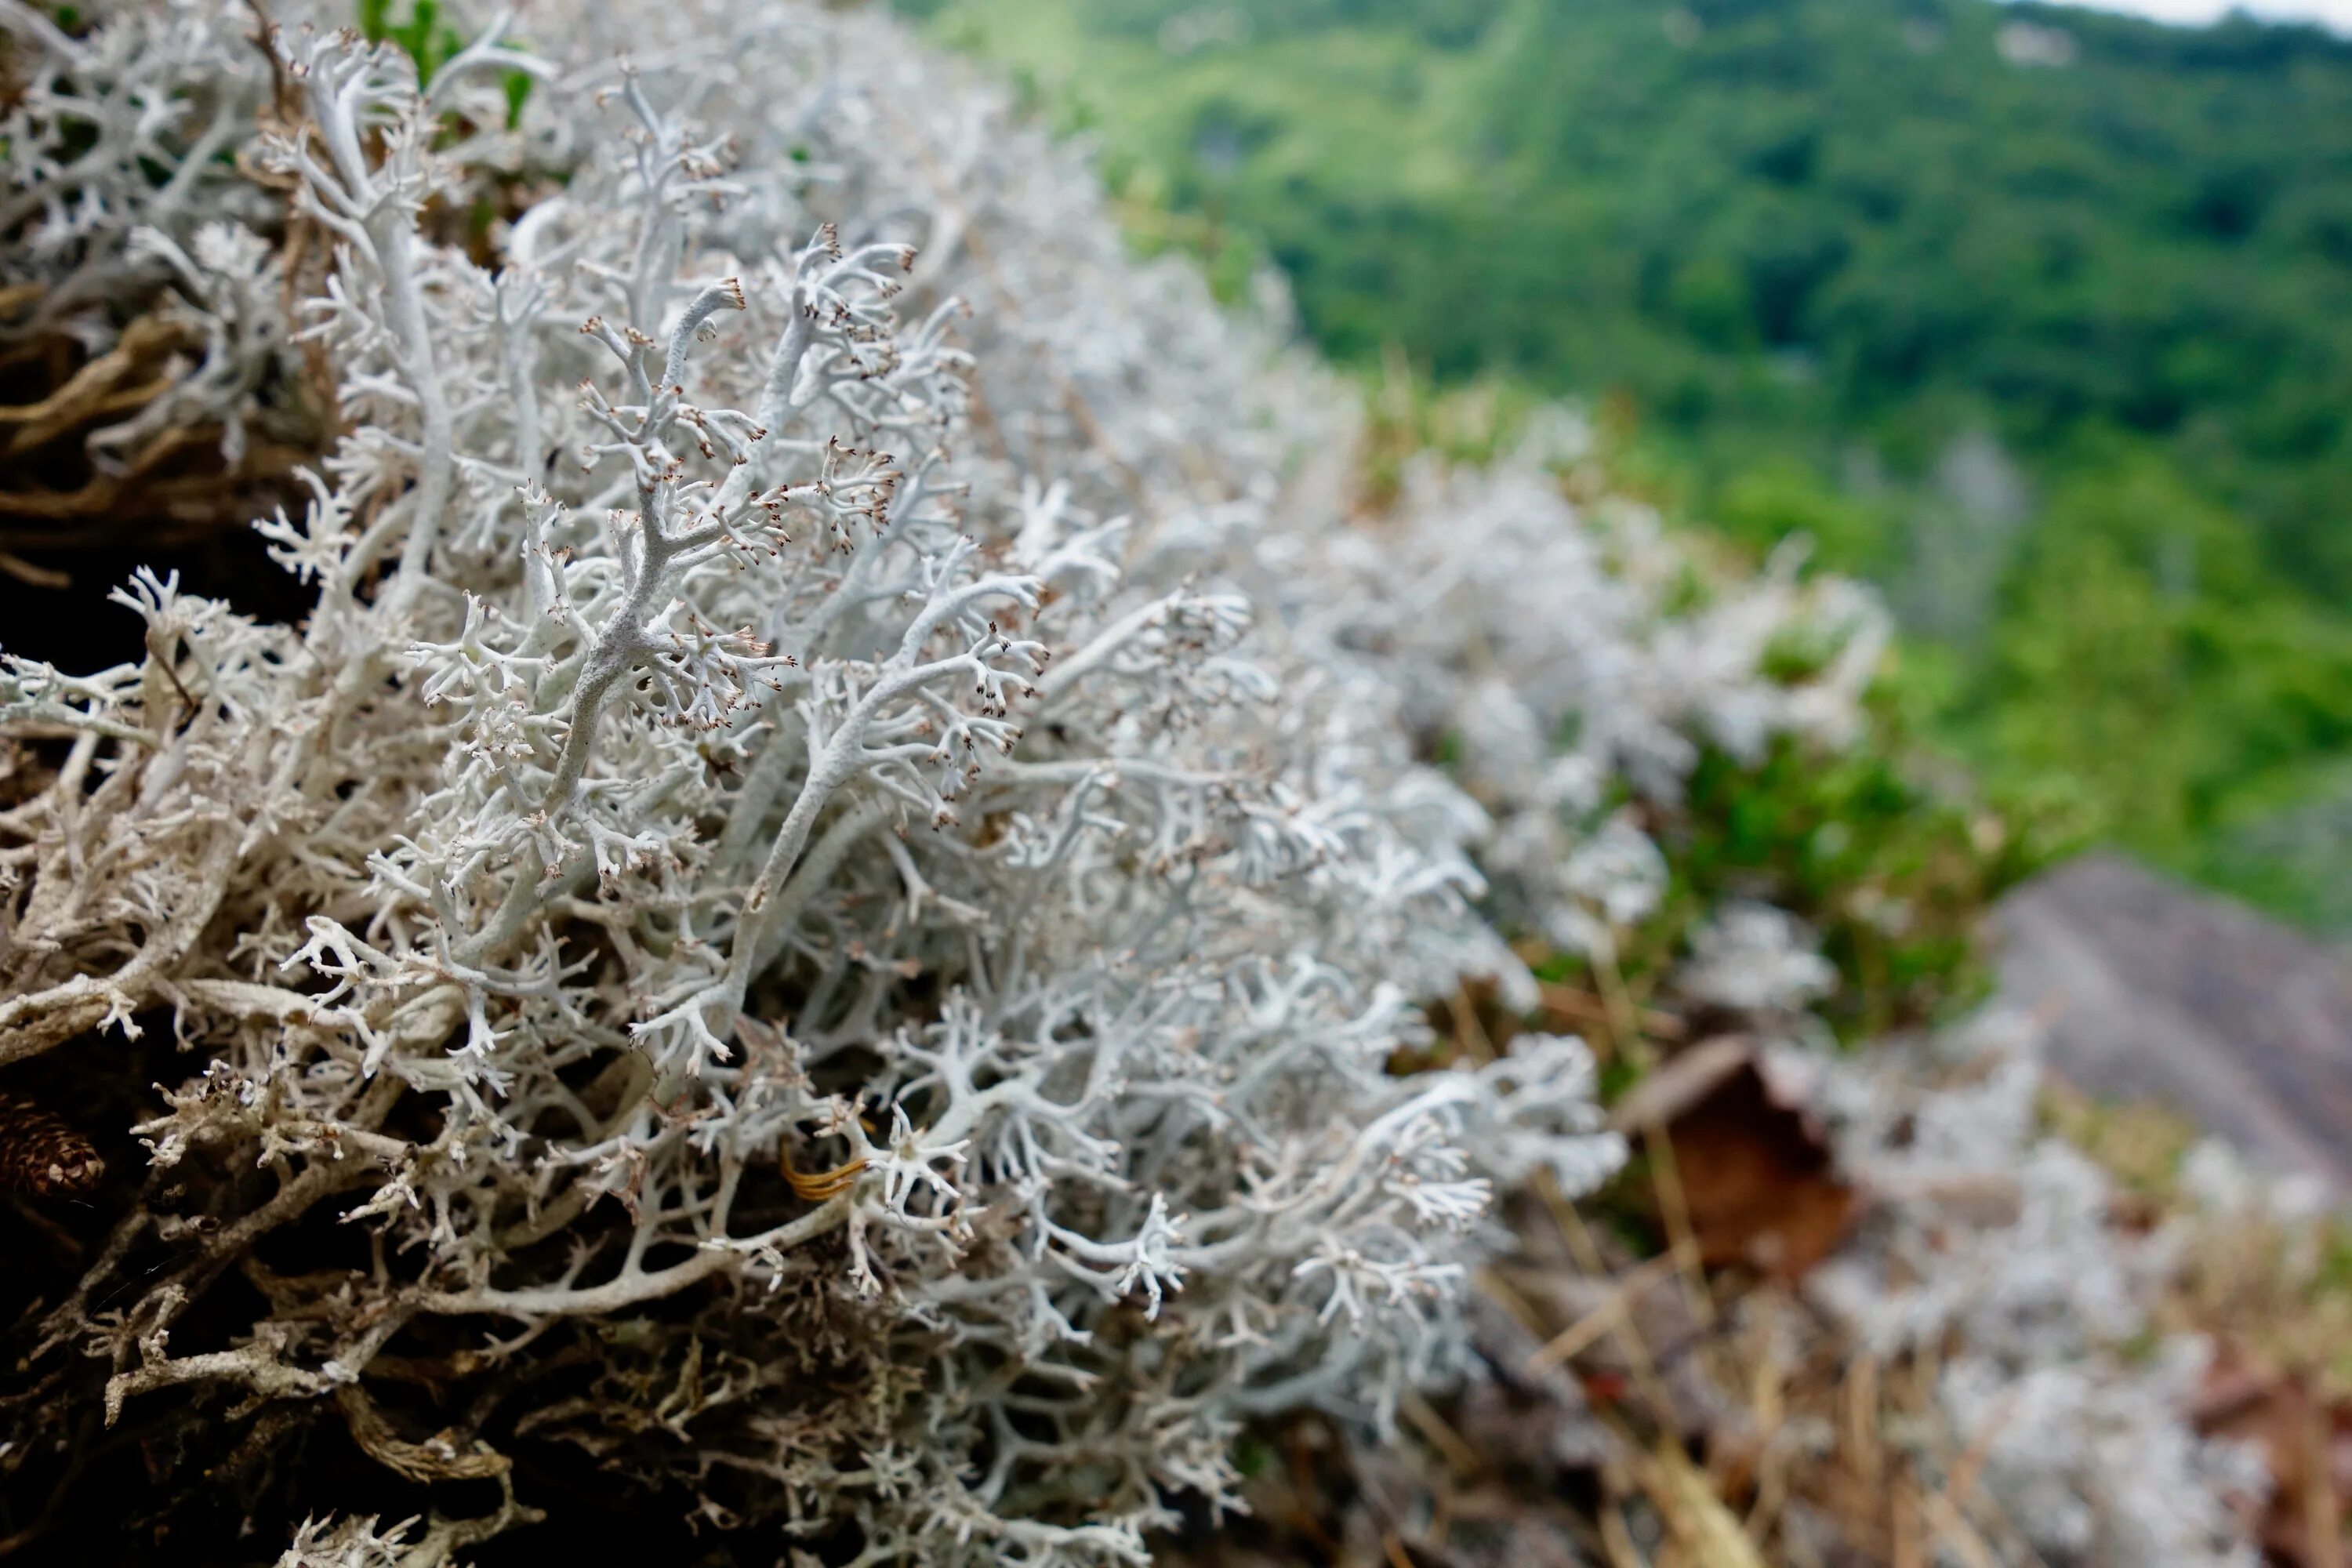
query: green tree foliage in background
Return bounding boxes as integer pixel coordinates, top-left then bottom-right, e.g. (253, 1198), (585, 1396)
(913, 0), (2352, 927)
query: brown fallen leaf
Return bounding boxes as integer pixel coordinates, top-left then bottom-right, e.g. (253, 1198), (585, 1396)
(1612, 1036), (1857, 1279)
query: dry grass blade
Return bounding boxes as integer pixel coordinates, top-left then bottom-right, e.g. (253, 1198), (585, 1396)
(1919, 1485), (2005, 1568)
(1599, 1476), (1649, 1568)
(780, 1147), (869, 1201)
(1639, 1439), (1766, 1568)
(1525, 1243), (1693, 1374)
(1400, 1389), (1482, 1478)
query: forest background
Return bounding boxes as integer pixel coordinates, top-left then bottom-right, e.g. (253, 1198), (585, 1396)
(909, 0), (2352, 934)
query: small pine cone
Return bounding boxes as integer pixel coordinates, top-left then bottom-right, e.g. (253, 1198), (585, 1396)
(0, 1091), (103, 1198)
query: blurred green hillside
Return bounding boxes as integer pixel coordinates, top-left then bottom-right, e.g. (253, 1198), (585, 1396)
(912, 0), (2352, 931)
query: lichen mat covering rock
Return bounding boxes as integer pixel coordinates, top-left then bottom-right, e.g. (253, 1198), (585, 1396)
(0, 3), (2277, 1565)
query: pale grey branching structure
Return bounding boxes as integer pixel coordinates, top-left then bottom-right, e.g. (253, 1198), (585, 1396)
(0, 5), (2277, 1567)
(1, 4), (1616, 1560)
(1299, 415), (1888, 970)
(1796, 1016), (2267, 1567)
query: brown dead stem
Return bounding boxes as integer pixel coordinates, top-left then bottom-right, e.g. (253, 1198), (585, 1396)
(781, 1143), (869, 1202)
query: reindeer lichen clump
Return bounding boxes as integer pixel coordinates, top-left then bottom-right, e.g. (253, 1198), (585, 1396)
(1306, 393), (2270, 1568)
(0, 5), (2274, 1567)
(1799, 1017), (2269, 1567)
(2, 3), (1617, 1559)
(1305, 416), (1889, 971)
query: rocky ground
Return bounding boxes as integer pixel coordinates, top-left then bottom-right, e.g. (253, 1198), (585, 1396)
(1997, 851), (2352, 1196)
